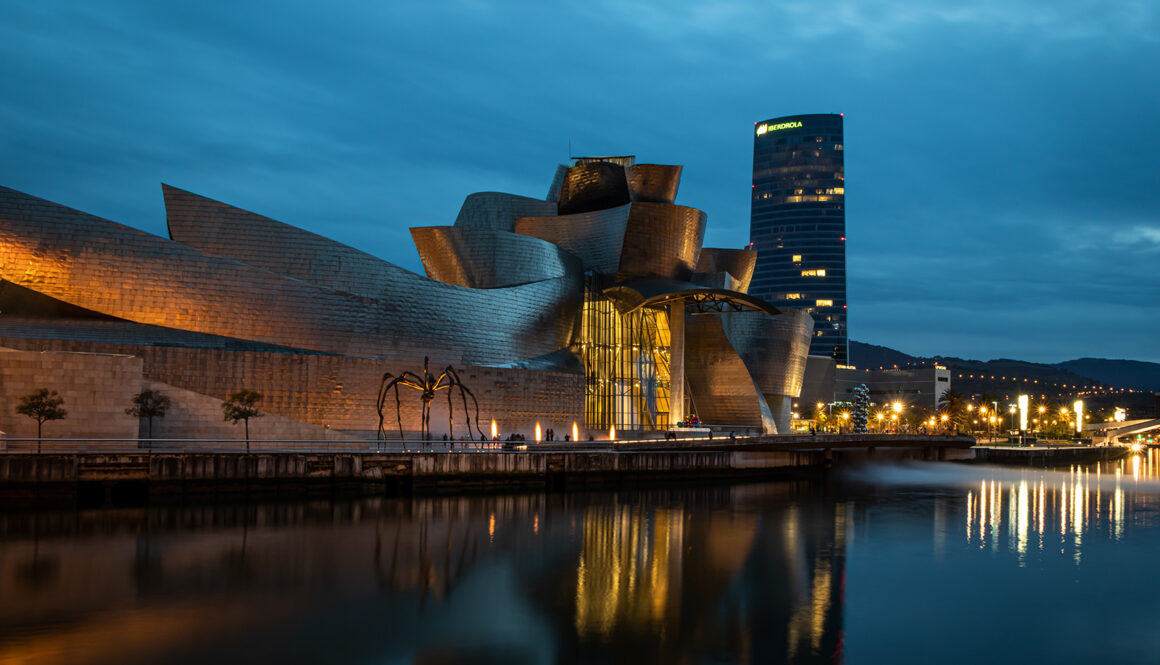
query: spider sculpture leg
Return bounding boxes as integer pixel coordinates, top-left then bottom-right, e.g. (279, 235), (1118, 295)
(445, 366), (486, 441)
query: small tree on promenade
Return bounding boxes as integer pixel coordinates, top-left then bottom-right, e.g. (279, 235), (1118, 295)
(222, 390), (264, 452)
(16, 389), (68, 454)
(126, 389), (171, 444)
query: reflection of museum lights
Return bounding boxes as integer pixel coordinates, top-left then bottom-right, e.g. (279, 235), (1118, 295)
(491, 419), (498, 439)
(535, 422), (542, 442)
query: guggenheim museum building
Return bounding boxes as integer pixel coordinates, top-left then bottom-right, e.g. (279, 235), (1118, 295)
(0, 157), (812, 441)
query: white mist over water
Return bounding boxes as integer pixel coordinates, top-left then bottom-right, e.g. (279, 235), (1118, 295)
(837, 458), (1160, 495)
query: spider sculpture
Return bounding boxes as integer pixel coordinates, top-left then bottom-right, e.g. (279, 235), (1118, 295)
(377, 356), (486, 442)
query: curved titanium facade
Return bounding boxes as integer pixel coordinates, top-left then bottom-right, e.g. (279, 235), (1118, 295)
(749, 113), (847, 363)
(696, 248), (757, 294)
(453, 192), (558, 232)
(0, 152), (816, 439)
(514, 204), (631, 274)
(4, 185), (580, 366)
(628, 164), (682, 204)
(557, 162), (632, 215)
(616, 202), (706, 280)
(684, 314), (777, 433)
(410, 226), (581, 289)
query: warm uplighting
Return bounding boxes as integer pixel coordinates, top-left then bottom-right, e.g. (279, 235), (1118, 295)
(535, 422), (542, 442)
(1073, 400), (1084, 434)
(609, 425), (617, 441)
(490, 419), (498, 440)
(572, 421), (579, 442)
(1017, 394), (1028, 431)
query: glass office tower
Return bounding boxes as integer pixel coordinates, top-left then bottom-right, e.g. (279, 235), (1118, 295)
(749, 113), (847, 364)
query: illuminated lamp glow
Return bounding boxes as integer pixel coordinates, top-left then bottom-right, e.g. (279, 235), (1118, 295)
(535, 422), (542, 443)
(610, 425), (616, 442)
(1114, 408), (1126, 423)
(490, 419), (498, 440)
(1018, 394), (1029, 431)
(1073, 400), (1084, 434)
(572, 421), (579, 443)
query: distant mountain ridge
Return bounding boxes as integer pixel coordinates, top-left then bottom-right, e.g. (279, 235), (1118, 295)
(850, 341), (1160, 393)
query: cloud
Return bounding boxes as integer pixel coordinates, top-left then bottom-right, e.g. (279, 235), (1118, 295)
(0, 0), (1156, 361)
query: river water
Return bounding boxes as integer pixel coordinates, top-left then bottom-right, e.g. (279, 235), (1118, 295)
(3, 451), (1160, 665)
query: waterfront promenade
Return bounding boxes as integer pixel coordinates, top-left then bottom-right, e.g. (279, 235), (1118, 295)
(0, 433), (974, 501)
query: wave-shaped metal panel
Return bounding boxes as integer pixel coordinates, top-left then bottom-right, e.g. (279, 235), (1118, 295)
(410, 226), (581, 289)
(2, 185), (580, 366)
(685, 314), (776, 433)
(453, 192), (558, 232)
(697, 248), (757, 294)
(720, 309), (814, 400)
(628, 164), (682, 204)
(514, 204), (631, 275)
(616, 202), (706, 280)
(557, 162), (631, 215)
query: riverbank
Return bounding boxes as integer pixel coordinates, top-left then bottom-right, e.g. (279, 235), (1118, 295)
(0, 434), (974, 505)
(972, 444), (1130, 466)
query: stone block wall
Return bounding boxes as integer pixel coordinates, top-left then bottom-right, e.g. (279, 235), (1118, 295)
(0, 348), (142, 440)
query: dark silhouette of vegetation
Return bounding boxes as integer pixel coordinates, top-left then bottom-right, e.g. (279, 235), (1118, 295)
(16, 388), (67, 453)
(126, 389), (171, 444)
(222, 390), (264, 452)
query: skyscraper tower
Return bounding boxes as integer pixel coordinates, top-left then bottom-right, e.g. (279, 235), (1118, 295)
(748, 113), (847, 364)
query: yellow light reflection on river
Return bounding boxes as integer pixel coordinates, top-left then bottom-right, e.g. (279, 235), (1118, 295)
(964, 450), (1160, 559)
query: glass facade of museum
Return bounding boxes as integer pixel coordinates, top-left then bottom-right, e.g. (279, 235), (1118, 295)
(749, 113), (848, 364)
(579, 276), (672, 431)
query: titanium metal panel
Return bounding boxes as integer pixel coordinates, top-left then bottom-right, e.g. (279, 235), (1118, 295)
(453, 191), (558, 232)
(514, 204), (631, 275)
(410, 226), (582, 289)
(696, 248), (757, 294)
(616, 202), (706, 280)
(720, 309), (814, 398)
(627, 164), (682, 204)
(1, 185), (580, 366)
(546, 165), (568, 203)
(685, 313), (776, 433)
(557, 162), (631, 215)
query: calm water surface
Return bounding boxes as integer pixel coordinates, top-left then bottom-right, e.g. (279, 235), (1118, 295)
(4, 452), (1160, 665)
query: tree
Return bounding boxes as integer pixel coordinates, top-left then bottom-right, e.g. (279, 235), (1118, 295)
(125, 389), (171, 443)
(222, 390), (264, 452)
(16, 389), (67, 453)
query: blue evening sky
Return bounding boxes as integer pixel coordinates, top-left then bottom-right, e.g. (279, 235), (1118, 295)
(1, 0), (1156, 362)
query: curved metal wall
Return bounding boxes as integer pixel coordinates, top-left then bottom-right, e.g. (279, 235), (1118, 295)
(696, 248), (757, 294)
(684, 314), (776, 433)
(410, 226), (581, 289)
(719, 309), (814, 399)
(628, 164), (682, 204)
(453, 192), (558, 232)
(514, 204), (631, 275)
(557, 162), (631, 215)
(3, 185), (581, 366)
(616, 202), (706, 281)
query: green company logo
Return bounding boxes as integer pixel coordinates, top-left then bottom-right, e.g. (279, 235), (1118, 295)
(755, 121), (803, 136)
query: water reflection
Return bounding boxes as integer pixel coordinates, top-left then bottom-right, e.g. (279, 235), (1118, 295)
(959, 452), (1160, 566)
(0, 483), (846, 665)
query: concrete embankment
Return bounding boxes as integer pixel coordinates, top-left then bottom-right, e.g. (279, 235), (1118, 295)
(0, 434), (975, 504)
(972, 445), (1130, 466)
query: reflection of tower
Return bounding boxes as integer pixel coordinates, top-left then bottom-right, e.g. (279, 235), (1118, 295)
(750, 114), (848, 364)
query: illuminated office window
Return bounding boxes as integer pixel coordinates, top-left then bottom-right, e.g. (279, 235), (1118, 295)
(791, 254), (802, 262)
(801, 269), (826, 277)
(816, 299), (833, 306)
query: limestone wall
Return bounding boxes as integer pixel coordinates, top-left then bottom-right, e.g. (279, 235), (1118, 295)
(0, 348), (142, 440)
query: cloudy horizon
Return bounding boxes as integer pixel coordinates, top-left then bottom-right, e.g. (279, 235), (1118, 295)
(2, 0), (1156, 363)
